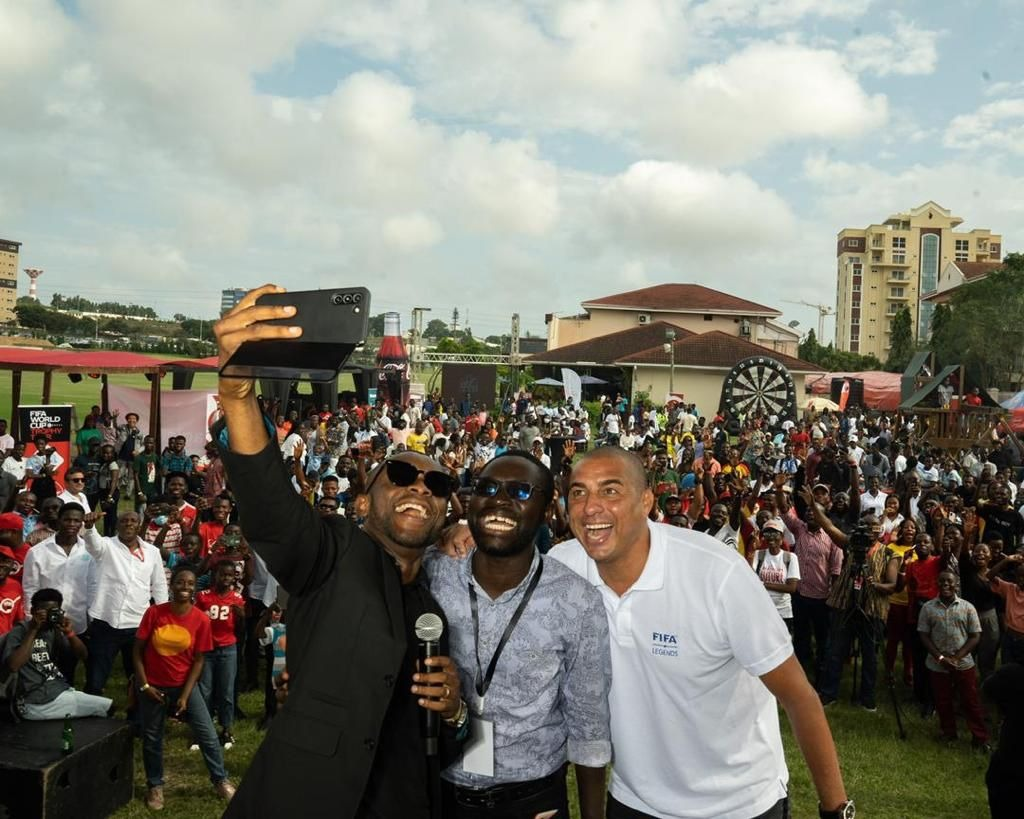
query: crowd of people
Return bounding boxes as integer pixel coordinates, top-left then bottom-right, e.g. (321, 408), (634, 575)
(0, 309), (1020, 815)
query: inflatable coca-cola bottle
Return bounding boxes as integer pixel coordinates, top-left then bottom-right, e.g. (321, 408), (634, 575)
(376, 312), (409, 406)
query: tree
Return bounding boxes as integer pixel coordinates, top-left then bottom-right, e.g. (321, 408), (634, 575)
(797, 329), (883, 371)
(15, 301), (58, 330)
(886, 306), (915, 373)
(423, 318), (449, 339)
(435, 336), (488, 355)
(928, 252), (1024, 388)
(174, 313), (187, 323)
(798, 329), (822, 363)
(367, 313), (386, 337)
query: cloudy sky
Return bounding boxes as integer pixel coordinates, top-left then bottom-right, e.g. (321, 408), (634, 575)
(3, 0), (1022, 340)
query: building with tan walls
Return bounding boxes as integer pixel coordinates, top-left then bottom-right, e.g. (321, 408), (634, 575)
(546, 283), (799, 358)
(0, 239), (20, 323)
(835, 202), (1002, 360)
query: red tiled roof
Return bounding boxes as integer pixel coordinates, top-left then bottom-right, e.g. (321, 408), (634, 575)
(582, 284), (780, 316)
(524, 321), (694, 365)
(955, 261), (1002, 281)
(615, 331), (818, 371)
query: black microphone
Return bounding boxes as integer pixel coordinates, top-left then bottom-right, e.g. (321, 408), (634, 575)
(414, 612), (444, 757)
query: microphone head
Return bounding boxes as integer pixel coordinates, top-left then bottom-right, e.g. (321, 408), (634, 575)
(414, 612), (444, 642)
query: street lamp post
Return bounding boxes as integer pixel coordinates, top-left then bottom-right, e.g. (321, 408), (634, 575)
(663, 329), (676, 398)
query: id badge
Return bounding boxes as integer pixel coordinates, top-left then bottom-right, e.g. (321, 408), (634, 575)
(461, 717), (494, 777)
(853, 577), (863, 591)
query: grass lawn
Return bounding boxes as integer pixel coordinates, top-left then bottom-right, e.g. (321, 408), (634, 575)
(91, 659), (992, 818)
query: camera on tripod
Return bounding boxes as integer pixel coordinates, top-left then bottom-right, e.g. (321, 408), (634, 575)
(848, 522), (873, 592)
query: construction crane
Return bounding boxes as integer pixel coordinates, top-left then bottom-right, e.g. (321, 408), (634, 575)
(782, 300), (835, 340)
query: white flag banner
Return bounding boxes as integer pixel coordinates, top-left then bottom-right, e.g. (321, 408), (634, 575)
(108, 385), (218, 448)
(560, 368), (583, 408)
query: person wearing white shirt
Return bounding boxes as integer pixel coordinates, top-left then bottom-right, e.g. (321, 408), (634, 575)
(531, 438), (552, 469)
(80, 509), (167, 696)
(893, 447), (908, 477)
(21, 503), (94, 683)
(2, 442), (28, 483)
(280, 430), (304, 462)
(915, 455), (940, 489)
(56, 467), (92, 514)
(551, 447), (851, 819)
(0, 419), (14, 456)
(859, 477), (888, 519)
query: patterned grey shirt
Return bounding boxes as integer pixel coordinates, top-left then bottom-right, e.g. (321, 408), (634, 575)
(424, 547), (612, 787)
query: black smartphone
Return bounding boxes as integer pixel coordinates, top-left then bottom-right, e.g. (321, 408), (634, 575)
(220, 288), (371, 381)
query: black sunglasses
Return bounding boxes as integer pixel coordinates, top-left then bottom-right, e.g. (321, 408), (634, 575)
(317, 502), (338, 510)
(369, 459), (456, 499)
(67, 477), (85, 483)
(472, 477), (537, 502)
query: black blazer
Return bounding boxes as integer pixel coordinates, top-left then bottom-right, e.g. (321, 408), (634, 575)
(221, 441), (451, 818)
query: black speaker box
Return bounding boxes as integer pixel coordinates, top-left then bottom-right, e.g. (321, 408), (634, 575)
(0, 718), (133, 819)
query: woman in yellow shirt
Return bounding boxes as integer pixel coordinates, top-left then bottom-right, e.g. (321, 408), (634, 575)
(884, 518), (917, 686)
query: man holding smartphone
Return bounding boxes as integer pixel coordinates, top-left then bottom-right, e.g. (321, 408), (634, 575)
(215, 286), (467, 819)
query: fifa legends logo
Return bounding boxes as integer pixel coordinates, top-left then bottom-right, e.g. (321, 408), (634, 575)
(652, 631), (679, 657)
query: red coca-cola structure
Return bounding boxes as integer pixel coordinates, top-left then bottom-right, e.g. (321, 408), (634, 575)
(376, 312), (409, 405)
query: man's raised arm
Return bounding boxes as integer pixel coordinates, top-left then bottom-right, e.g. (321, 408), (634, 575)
(213, 285), (300, 455)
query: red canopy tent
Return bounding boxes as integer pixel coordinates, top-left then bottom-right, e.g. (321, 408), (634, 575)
(0, 347), (211, 442)
(804, 370), (902, 411)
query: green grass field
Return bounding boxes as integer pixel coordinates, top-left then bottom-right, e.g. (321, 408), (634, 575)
(88, 661), (991, 818)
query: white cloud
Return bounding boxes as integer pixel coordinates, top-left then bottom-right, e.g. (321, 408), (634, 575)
(845, 14), (942, 77)
(0, 0), (915, 335)
(690, 0), (876, 29)
(591, 161), (797, 254)
(0, 0), (72, 80)
(381, 212), (444, 251)
(657, 43), (887, 163)
(944, 98), (1024, 155)
(322, 2), (887, 164)
(803, 154), (1024, 242)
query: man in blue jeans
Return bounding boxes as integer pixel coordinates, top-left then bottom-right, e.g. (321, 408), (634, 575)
(81, 510), (167, 695)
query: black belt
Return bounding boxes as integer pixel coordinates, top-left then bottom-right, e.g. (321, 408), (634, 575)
(447, 768), (563, 809)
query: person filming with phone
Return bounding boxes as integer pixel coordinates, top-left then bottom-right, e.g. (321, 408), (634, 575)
(214, 285), (467, 819)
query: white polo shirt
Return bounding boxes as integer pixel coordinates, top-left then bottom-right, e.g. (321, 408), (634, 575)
(82, 526), (167, 629)
(21, 535), (95, 634)
(57, 490), (92, 514)
(550, 521), (792, 819)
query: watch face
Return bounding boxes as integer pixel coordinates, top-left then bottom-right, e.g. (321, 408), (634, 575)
(841, 802), (856, 819)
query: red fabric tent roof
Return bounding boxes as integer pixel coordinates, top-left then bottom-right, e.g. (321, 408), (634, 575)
(0, 347), (165, 372)
(805, 370), (902, 410)
(160, 356), (219, 371)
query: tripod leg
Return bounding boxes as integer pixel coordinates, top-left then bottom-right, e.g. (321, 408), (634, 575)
(850, 636), (859, 705)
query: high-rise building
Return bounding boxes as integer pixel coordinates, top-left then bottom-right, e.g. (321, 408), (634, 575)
(835, 202), (1002, 360)
(220, 287), (247, 315)
(0, 239), (21, 322)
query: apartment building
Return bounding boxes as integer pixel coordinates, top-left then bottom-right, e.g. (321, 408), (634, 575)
(835, 201), (1001, 359)
(0, 239), (21, 322)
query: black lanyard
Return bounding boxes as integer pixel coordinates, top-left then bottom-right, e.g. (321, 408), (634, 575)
(468, 558), (544, 700)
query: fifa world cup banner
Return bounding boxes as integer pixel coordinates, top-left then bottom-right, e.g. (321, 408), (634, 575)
(18, 404), (74, 489)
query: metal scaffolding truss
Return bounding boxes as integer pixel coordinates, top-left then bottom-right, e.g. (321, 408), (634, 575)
(412, 351), (521, 365)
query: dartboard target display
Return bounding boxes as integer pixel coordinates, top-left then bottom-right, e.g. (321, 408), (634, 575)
(720, 356), (797, 420)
